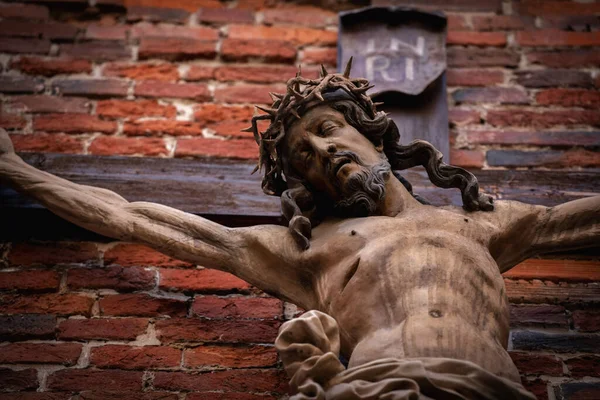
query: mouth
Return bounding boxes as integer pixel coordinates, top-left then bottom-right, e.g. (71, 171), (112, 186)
(333, 158), (352, 176)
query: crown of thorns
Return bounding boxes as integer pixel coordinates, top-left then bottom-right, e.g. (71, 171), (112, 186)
(246, 57), (385, 196)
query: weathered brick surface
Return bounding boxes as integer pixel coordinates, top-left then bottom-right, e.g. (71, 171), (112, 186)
(446, 69), (504, 87)
(228, 24), (337, 46)
(96, 99), (176, 119)
(89, 136), (168, 156)
(159, 269), (251, 292)
(58, 318), (148, 341)
(263, 6), (336, 28)
(452, 88), (529, 104)
(554, 382), (600, 400)
(566, 355), (600, 378)
(0, 270), (60, 292)
(221, 39), (296, 62)
(197, 8), (254, 24)
(124, 120), (202, 136)
(60, 42), (131, 61)
(573, 310), (600, 332)
(0, 368), (38, 391)
(184, 345), (278, 368)
(155, 318), (280, 344)
(0, 314), (56, 340)
(153, 369), (287, 393)
(302, 47), (337, 66)
(509, 352), (564, 376)
(11, 56), (92, 76)
(9, 95), (91, 114)
(0, 37), (50, 54)
(103, 62), (179, 81)
(447, 31), (507, 47)
(463, 130), (600, 147)
(34, 114), (116, 133)
(90, 345), (181, 369)
(527, 50), (600, 68)
(105, 243), (193, 267)
(138, 37), (216, 61)
(515, 70), (593, 88)
(11, 133), (85, 154)
(0, 3), (49, 20)
(191, 296), (283, 319)
(52, 79), (129, 97)
(99, 293), (187, 317)
(193, 104), (254, 124)
(0, 293), (94, 316)
(0, 76), (44, 93)
(512, 330), (599, 353)
(67, 266), (156, 291)
(0, 343), (82, 365)
(536, 89), (600, 109)
(135, 81), (210, 100)
(510, 304), (568, 327)
(47, 369), (143, 391)
(127, 6), (190, 24)
(214, 84), (286, 104)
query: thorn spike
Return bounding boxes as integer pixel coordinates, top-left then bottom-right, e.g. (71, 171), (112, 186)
(256, 105), (277, 116)
(241, 126), (254, 132)
(343, 56), (353, 78)
(320, 64), (328, 77)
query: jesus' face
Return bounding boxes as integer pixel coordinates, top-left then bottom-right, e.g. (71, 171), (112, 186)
(282, 104), (392, 217)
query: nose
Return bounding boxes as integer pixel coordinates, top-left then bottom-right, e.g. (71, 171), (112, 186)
(327, 144), (337, 154)
(309, 135), (337, 158)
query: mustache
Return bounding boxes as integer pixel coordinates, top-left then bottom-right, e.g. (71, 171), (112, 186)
(331, 151), (365, 166)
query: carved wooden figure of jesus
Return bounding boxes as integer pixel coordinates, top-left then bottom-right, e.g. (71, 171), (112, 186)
(1, 63), (598, 399)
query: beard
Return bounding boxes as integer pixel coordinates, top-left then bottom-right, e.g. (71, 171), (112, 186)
(332, 152), (391, 218)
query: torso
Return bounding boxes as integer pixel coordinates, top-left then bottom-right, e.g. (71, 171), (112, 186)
(298, 205), (521, 382)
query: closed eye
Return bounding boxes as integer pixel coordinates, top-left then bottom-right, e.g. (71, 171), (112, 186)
(319, 120), (340, 136)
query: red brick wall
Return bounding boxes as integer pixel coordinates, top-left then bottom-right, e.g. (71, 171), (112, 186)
(0, 0), (599, 399)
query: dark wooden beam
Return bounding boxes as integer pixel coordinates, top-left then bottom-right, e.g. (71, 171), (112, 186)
(1, 153), (599, 243)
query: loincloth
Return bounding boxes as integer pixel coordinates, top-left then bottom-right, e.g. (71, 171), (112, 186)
(275, 310), (537, 400)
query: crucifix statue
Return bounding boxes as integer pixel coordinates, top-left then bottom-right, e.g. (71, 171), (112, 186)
(0, 61), (598, 400)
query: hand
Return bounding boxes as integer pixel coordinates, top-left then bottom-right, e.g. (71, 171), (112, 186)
(0, 128), (15, 157)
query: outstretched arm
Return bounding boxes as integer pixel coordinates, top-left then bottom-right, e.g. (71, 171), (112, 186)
(0, 130), (314, 308)
(483, 197), (600, 272)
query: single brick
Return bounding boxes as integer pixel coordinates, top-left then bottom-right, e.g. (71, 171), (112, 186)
(153, 369), (287, 393)
(184, 64), (216, 81)
(262, 5), (336, 28)
(191, 296), (283, 319)
(505, 279), (599, 304)
(229, 24), (336, 46)
(0, 392), (69, 400)
(9, 242), (99, 266)
(510, 304), (568, 327)
(187, 393), (277, 400)
(448, 109), (480, 126)
(123, 120), (203, 137)
(0, 293), (94, 316)
(67, 265), (156, 291)
(184, 345), (277, 368)
(447, 48), (519, 68)
(105, 243), (193, 267)
(447, 31), (506, 47)
(0, 343), (82, 365)
(517, 1), (600, 16)
(540, 15), (600, 31)
(0, 115), (27, 130)
(214, 65), (304, 84)
(9, 95), (91, 114)
(536, 89), (600, 109)
(572, 310), (600, 332)
(47, 369), (143, 391)
(193, 104), (254, 124)
(89, 136), (168, 157)
(527, 50), (600, 68)
(452, 88), (529, 104)
(60, 41), (131, 61)
(446, 69), (504, 87)
(554, 382), (600, 400)
(449, 149), (484, 168)
(71, 392), (178, 400)
(506, 259), (600, 282)
(471, 15), (531, 31)
(509, 352), (563, 376)
(517, 30), (600, 47)
(565, 355), (600, 378)
(90, 345), (181, 369)
(214, 84), (286, 104)
(487, 149), (600, 168)
(0, 3), (49, 20)
(135, 81), (210, 101)
(131, 22), (218, 40)
(221, 39), (296, 63)
(10, 133), (85, 154)
(58, 318), (148, 341)
(0, 37), (50, 54)
(159, 268), (251, 292)
(103, 62), (179, 82)
(197, 7), (254, 24)
(127, 6), (190, 24)
(0, 21), (77, 40)
(96, 99), (176, 119)
(52, 79), (129, 97)
(0, 76), (44, 94)
(85, 25), (129, 41)
(0, 314), (56, 340)
(34, 114), (116, 133)
(206, 120), (255, 139)
(523, 379), (549, 400)
(100, 293), (187, 317)
(302, 47), (337, 66)
(0, 368), (38, 391)
(486, 110), (600, 128)
(138, 37), (216, 61)
(512, 330), (599, 353)
(463, 130), (600, 147)
(175, 137), (258, 160)
(0, 270), (60, 292)
(515, 69), (593, 88)
(155, 318), (280, 344)
(10, 56), (92, 76)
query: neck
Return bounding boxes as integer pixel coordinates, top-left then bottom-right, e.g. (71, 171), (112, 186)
(377, 174), (421, 217)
